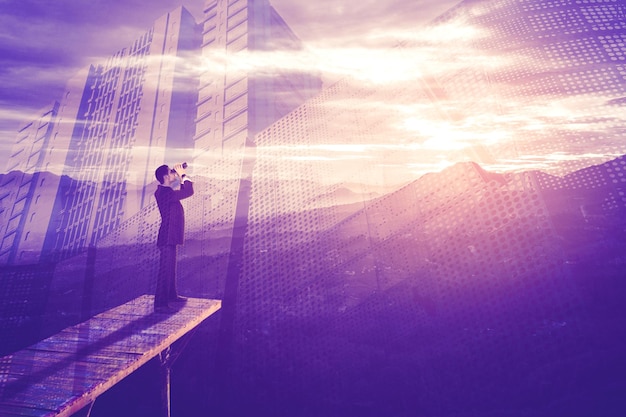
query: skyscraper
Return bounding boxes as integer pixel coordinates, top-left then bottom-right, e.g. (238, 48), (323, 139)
(188, 0), (323, 247)
(1, 1), (322, 266)
(55, 6), (199, 257)
(0, 103), (60, 264)
(1, 7), (200, 264)
(173, 0), (324, 304)
(72, 1), (322, 317)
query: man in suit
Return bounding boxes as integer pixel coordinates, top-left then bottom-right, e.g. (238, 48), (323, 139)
(154, 163), (194, 313)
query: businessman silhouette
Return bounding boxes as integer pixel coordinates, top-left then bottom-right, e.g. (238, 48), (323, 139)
(153, 163), (194, 313)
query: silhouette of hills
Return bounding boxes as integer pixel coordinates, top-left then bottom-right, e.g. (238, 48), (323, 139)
(3, 155), (625, 263)
(2, 156), (626, 415)
(172, 155), (624, 417)
(223, 156), (626, 415)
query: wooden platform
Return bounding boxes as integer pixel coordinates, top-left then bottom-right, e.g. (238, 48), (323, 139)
(0, 295), (221, 417)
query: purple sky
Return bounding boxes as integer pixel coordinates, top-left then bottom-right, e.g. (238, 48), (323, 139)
(0, 0), (459, 171)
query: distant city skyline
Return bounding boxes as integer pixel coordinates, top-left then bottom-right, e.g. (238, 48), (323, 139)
(0, 0), (328, 264)
(0, 0), (459, 171)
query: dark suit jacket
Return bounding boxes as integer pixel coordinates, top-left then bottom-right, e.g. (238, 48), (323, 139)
(155, 181), (194, 247)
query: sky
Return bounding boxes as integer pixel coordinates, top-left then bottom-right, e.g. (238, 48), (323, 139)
(1, 0), (624, 182)
(0, 0), (459, 172)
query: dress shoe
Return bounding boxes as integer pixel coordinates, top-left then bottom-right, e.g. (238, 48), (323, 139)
(169, 296), (188, 304)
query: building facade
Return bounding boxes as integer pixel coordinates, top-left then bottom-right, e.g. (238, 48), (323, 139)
(176, 0), (323, 300)
(1, 7), (200, 264)
(1, 1), (322, 266)
(0, 103), (60, 264)
(188, 0), (323, 235)
(55, 6), (200, 257)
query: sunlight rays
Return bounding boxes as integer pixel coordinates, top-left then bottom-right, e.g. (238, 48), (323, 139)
(4, 0), (624, 184)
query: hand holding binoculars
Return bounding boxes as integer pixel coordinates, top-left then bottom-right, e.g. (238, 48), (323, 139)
(170, 162), (188, 174)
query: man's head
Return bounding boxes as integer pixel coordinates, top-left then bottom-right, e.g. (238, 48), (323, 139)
(155, 165), (172, 185)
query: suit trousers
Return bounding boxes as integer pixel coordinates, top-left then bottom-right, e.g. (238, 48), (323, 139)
(156, 245), (178, 306)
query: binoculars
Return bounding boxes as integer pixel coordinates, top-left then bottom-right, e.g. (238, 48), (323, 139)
(170, 162), (188, 174)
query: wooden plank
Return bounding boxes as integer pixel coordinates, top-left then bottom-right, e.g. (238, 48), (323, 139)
(29, 333), (161, 354)
(0, 403), (58, 417)
(2, 351), (139, 375)
(0, 295), (221, 417)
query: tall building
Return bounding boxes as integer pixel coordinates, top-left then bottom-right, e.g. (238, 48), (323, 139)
(55, 6), (200, 257)
(189, 0), (322, 217)
(194, 0), (322, 153)
(0, 7), (200, 264)
(181, 0), (323, 296)
(0, 71), (92, 264)
(1, 1), (322, 266)
(0, 103), (60, 264)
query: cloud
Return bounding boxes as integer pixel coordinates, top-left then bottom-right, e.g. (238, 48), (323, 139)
(187, 17), (497, 93)
(2, 0), (624, 181)
(272, 0), (460, 45)
(0, 0), (205, 169)
(0, 0), (460, 168)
